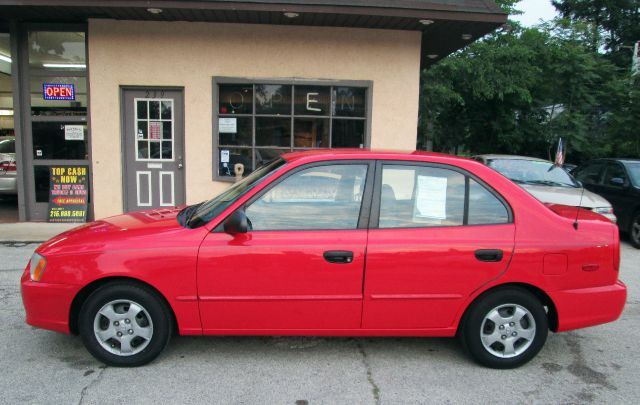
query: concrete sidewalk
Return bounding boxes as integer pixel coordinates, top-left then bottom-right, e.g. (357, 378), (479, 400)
(0, 222), (77, 243)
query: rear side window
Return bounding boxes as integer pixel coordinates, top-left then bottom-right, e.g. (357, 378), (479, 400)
(246, 164), (368, 230)
(378, 165), (509, 229)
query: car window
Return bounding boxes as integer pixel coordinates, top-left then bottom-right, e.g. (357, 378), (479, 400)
(487, 158), (577, 187)
(627, 163), (640, 186)
(574, 162), (605, 185)
(245, 164), (368, 231)
(603, 163), (628, 187)
(468, 179), (510, 225)
(379, 165), (462, 228)
(0, 139), (15, 154)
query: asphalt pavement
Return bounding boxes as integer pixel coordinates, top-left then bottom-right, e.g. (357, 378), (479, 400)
(0, 241), (638, 404)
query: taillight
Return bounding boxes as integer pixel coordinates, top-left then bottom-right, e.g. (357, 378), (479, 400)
(0, 161), (16, 172)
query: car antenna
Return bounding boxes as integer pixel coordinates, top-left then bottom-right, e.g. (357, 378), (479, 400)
(573, 184), (585, 230)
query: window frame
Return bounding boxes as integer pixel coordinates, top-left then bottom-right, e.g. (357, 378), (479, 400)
(214, 160), (376, 232)
(369, 161), (514, 230)
(212, 77), (373, 182)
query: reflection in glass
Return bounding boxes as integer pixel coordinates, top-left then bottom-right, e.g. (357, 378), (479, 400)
(32, 122), (87, 160)
(137, 100), (148, 119)
(34, 166), (50, 202)
(255, 84), (291, 115)
(161, 101), (172, 119)
(294, 118), (329, 148)
(149, 101), (160, 119)
(332, 119), (364, 148)
(256, 117), (291, 147)
(218, 148), (253, 178)
(28, 31), (86, 70)
(294, 86), (330, 116)
(219, 84), (253, 115)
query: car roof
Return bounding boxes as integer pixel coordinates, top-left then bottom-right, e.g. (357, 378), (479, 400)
(474, 154), (551, 163)
(581, 158), (640, 165)
(281, 149), (469, 163)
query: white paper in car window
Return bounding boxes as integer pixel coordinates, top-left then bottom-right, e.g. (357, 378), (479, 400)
(414, 175), (447, 220)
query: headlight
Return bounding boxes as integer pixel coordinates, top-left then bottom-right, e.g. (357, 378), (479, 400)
(29, 253), (47, 282)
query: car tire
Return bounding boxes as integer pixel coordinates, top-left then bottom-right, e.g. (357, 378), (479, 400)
(460, 287), (548, 369)
(629, 211), (640, 249)
(78, 282), (172, 367)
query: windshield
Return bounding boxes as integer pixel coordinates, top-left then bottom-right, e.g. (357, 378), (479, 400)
(627, 163), (640, 186)
(487, 158), (578, 187)
(184, 158), (286, 228)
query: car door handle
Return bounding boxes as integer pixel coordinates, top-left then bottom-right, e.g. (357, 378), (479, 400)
(323, 250), (354, 264)
(474, 249), (504, 262)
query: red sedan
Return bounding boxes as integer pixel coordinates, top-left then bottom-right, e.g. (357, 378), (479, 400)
(21, 150), (626, 368)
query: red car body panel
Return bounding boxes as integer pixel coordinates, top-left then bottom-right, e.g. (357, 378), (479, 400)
(21, 150), (627, 338)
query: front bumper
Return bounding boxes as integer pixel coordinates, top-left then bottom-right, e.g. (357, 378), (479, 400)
(20, 269), (78, 334)
(551, 281), (627, 332)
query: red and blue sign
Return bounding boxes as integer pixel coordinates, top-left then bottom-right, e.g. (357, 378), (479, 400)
(43, 83), (75, 101)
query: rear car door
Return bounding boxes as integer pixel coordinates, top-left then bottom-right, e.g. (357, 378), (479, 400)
(362, 161), (515, 329)
(197, 161), (373, 331)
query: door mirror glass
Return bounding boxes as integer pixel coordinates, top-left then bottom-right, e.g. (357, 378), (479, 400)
(223, 210), (248, 235)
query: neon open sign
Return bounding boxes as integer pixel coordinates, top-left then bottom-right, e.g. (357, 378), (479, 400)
(43, 83), (75, 100)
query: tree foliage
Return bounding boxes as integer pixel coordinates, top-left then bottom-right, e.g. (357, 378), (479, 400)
(419, 0), (640, 162)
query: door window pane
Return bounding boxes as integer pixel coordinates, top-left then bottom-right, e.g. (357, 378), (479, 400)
(32, 122), (87, 160)
(28, 31), (86, 70)
(246, 164), (368, 230)
(334, 87), (366, 117)
(219, 84), (253, 115)
(294, 118), (329, 148)
(332, 119), (364, 148)
(294, 86), (330, 116)
(468, 179), (509, 225)
(255, 84), (291, 115)
(603, 164), (627, 187)
(379, 166), (465, 228)
(256, 117), (290, 147)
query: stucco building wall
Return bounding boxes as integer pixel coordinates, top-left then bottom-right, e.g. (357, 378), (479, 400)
(88, 19), (421, 219)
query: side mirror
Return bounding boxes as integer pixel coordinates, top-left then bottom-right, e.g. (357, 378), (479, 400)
(609, 177), (625, 187)
(223, 210), (248, 235)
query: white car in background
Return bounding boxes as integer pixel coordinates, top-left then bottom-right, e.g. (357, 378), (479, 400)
(474, 155), (616, 223)
(0, 137), (17, 195)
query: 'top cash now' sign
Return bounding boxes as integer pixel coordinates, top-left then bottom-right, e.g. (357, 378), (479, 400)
(43, 83), (76, 100)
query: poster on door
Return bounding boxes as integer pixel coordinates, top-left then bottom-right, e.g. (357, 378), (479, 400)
(47, 166), (89, 223)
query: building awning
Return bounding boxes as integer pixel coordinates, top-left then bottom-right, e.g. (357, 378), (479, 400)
(0, 0), (508, 67)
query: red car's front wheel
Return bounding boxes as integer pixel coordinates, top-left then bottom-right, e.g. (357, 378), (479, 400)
(78, 282), (172, 367)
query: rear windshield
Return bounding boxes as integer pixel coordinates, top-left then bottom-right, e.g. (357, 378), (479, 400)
(487, 158), (578, 188)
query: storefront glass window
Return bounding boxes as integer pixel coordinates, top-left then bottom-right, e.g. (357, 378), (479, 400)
(30, 76), (87, 116)
(216, 81), (368, 179)
(28, 31), (86, 70)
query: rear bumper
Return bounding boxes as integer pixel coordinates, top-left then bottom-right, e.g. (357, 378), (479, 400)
(20, 269), (78, 334)
(551, 281), (627, 332)
(0, 175), (17, 194)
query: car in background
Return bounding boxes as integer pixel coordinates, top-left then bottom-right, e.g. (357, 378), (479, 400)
(572, 158), (640, 248)
(0, 137), (17, 195)
(474, 155), (616, 223)
(21, 150), (626, 369)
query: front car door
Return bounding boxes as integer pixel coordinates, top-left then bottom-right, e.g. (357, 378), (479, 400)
(197, 161), (373, 331)
(600, 162), (634, 230)
(362, 161), (515, 329)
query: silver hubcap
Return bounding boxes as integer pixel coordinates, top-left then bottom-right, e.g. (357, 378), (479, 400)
(632, 217), (640, 244)
(93, 299), (154, 356)
(480, 303), (536, 358)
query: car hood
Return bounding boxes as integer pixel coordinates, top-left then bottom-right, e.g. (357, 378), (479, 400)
(520, 184), (611, 208)
(37, 206), (206, 256)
